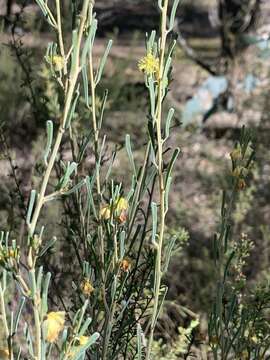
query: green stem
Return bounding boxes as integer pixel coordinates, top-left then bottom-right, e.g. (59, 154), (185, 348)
(102, 268), (120, 359)
(145, 1), (169, 358)
(0, 284), (14, 360)
(87, 5), (110, 356)
(30, 269), (42, 360)
(25, 2), (90, 359)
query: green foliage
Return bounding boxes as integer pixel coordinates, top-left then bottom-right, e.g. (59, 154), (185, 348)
(1, 1), (270, 360)
(208, 127), (270, 359)
(0, 0), (182, 359)
(152, 318), (199, 359)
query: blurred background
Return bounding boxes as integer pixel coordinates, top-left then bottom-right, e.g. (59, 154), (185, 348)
(1, 0), (270, 352)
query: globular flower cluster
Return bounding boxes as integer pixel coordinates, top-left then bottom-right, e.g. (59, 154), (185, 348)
(138, 52), (159, 76)
(51, 55), (65, 72)
(80, 278), (94, 296)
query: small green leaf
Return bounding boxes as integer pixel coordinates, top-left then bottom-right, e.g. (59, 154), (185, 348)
(165, 148), (180, 186)
(147, 30), (156, 52)
(38, 237), (57, 258)
(163, 235), (177, 272)
(36, 266), (44, 292)
(151, 202), (158, 245)
(65, 85), (80, 129)
(43, 120), (53, 166)
(59, 162), (78, 189)
(169, 0), (180, 31)
(63, 179), (86, 196)
(14, 297), (25, 333)
(165, 108), (175, 139)
(86, 176), (98, 220)
(164, 175), (172, 213)
(126, 134), (136, 176)
(149, 77), (156, 119)
(98, 89), (108, 130)
(148, 119), (156, 151)
(77, 132), (93, 164)
(24, 322), (34, 357)
(35, 0), (56, 28)
(95, 40), (113, 85)
(156, 286), (168, 321)
(26, 190), (36, 225)
(82, 66), (89, 107)
(120, 231), (125, 260)
(78, 317), (92, 337)
(41, 272), (51, 317)
(81, 19), (97, 66)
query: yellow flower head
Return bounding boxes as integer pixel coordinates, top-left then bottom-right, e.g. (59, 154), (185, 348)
(80, 278), (94, 296)
(0, 348), (9, 359)
(115, 197), (128, 213)
(52, 55), (64, 72)
(8, 248), (16, 258)
(100, 197), (128, 223)
(67, 336), (90, 358)
(100, 205), (111, 220)
(44, 311), (65, 343)
(115, 197), (128, 223)
(78, 335), (89, 346)
(138, 53), (159, 75)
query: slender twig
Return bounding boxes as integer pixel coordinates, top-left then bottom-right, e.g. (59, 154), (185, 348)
(145, 0), (169, 358)
(87, 4), (110, 354)
(0, 284), (14, 360)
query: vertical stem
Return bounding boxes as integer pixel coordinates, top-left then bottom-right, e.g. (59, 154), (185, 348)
(145, 1), (169, 359)
(87, 5), (110, 357)
(0, 284), (13, 360)
(102, 300), (117, 359)
(30, 269), (42, 360)
(0, 286), (9, 338)
(88, 7), (102, 197)
(25, 3), (90, 360)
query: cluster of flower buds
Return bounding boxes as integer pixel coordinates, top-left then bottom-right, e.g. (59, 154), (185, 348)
(119, 258), (131, 272)
(230, 142), (254, 191)
(80, 278), (95, 297)
(100, 197), (129, 224)
(0, 245), (20, 271)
